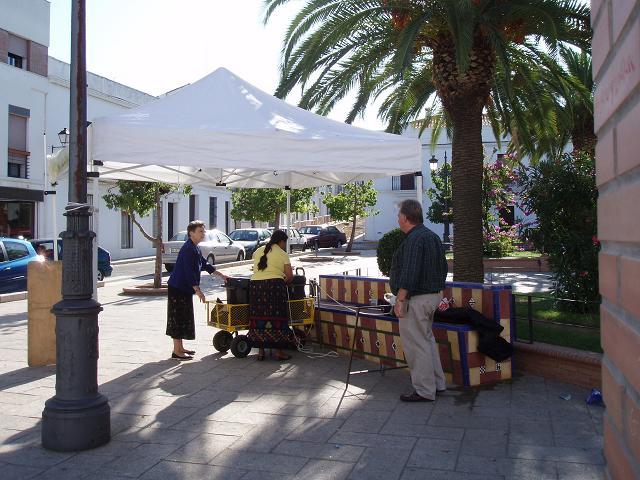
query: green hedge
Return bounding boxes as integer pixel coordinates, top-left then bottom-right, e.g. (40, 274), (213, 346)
(376, 228), (405, 276)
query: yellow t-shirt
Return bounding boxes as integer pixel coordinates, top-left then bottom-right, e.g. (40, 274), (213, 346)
(251, 244), (291, 281)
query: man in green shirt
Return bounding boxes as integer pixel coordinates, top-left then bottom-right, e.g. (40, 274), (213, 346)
(390, 199), (448, 402)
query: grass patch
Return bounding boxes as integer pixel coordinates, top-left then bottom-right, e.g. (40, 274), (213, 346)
(445, 251), (542, 259)
(513, 294), (601, 352)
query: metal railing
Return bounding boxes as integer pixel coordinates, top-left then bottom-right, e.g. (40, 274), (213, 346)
(512, 293), (601, 348)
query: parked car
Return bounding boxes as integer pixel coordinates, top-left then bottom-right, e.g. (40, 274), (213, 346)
(30, 239), (113, 281)
(298, 225), (324, 245)
(162, 229), (245, 272)
(280, 227), (306, 252)
(303, 225), (347, 249)
(228, 228), (271, 258)
(0, 238), (43, 293)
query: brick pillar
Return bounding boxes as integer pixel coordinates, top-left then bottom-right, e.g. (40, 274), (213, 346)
(593, 2), (640, 479)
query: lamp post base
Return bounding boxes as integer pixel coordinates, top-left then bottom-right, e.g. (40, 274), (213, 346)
(42, 395), (110, 451)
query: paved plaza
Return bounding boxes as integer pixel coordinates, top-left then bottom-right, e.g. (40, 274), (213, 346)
(0, 254), (604, 479)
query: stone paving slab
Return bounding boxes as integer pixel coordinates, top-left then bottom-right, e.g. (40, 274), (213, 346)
(0, 254), (604, 479)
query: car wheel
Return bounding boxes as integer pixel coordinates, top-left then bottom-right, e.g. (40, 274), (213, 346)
(212, 331), (233, 352)
(236, 251), (244, 261)
(97, 270), (104, 281)
(337, 240), (344, 248)
(207, 254), (215, 265)
(230, 335), (251, 358)
(165, 264), (174, 273)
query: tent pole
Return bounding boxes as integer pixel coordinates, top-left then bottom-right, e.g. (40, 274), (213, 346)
(285, 186), (291, 253)
(415, 171), (423, 205)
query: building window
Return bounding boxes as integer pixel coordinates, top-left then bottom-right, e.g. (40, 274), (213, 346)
(8, 106), (30, 179)
(209, 197), (217, 229)
(7, 34), (28, 70)
(8, 52), (23, 69)
(87, 194), (93, 230)
(121, 212), (133, 249)
(392, 174), (415, 191)
(189, 195), (197, 222)
(0, 201), (34, 238)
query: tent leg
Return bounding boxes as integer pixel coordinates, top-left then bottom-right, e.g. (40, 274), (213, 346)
(285, 187), (291, 252)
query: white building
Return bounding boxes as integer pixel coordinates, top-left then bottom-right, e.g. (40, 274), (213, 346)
(1, 0), (232, 259)
(365, 120), (533, 241)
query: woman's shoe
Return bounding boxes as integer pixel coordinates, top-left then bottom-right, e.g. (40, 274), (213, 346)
(183, 349), (196, 355)
(172, 352), (193, 360)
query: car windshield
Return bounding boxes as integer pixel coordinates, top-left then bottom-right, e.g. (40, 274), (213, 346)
(230, 230), (258, 241)
(300, 227), (321, 234)
(170, 233), (188, 242)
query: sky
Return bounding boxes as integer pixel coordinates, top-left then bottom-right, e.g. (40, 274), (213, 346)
(47, 0), (386, 130)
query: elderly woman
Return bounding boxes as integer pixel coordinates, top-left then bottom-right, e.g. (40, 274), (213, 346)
(248, 229), (294, 361)
(167, 220), (228, 360)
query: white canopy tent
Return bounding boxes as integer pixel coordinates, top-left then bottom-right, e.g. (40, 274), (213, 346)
(90, 67), (422, 233)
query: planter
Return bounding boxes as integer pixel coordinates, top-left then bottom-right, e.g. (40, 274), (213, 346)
(446, 255), (550, 273)
(122, 283), (168, 296)
(514, 341), (601, 389)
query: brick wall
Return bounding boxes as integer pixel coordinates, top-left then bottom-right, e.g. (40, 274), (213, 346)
(28, 41), (48, 77)
(0, 28), (8, 62)
(592, 1), (640, 478)
(514, 342), (602, 389)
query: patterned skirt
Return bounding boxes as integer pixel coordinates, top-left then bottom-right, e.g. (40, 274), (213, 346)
(166, 286), (195, 340)
(247, 278), (294, 348)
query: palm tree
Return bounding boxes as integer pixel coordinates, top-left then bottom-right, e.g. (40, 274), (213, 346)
(264, 0), (590, 282)
(503, 46), (595, 160)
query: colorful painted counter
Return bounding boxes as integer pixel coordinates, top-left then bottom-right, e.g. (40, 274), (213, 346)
(316, 275), (514, 387)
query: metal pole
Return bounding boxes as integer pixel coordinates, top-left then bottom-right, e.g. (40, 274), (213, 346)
(42, 0), (110, 451)
(443, 152), (451, 244)
(285, 186), (291, 253)
(415, 171), (422, 204)
(527, 295), (534, 344)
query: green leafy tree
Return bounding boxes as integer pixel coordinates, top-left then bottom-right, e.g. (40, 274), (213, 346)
(519, 152), (598, 306)
(322, 181), (379, 252)
(264, 0), (590, 282)
(103, 181), (191, 288)
(426, 162), (452, 225)
(230, 188), (317, 228)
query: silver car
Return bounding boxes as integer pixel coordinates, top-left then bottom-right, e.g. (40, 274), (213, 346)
(162, 229), (245, 272)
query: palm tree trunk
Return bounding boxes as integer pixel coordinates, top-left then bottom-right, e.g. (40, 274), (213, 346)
(450, 104), (485, 283)
(432, 35), (493, 283)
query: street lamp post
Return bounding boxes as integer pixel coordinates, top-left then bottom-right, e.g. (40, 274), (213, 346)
(51, 128), (70, 153)
(429, 152), (451, 246)
(42, 0), (110, 451)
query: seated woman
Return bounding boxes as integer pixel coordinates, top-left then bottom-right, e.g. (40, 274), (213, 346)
(248, 229), (294, 361)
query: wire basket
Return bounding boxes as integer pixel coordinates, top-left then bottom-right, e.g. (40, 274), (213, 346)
(206, 297), (315, 332)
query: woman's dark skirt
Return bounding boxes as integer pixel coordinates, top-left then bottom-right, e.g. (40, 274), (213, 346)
(166, 286), (195, 340)
(248, 278), (294, 349)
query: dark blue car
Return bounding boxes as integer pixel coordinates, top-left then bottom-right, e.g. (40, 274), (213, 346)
(30, 239), (113, 281)
(0, 238), (43, 294)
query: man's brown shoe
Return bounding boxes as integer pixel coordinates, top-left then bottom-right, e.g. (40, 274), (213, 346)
(400, 391), (434, 402)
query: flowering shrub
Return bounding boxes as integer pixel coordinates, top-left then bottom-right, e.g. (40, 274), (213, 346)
(428, 155), (523, 258)
(519, 152), (599, 306)
(482, 158), (522, 257)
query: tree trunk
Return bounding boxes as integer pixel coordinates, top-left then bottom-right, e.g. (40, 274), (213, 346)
(274, 208), (280, 229)
(153, 192), (163, 289)
(450, 105), (485, 283)
(347, 216), (357, 252)
(432, 34), (494, 283)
